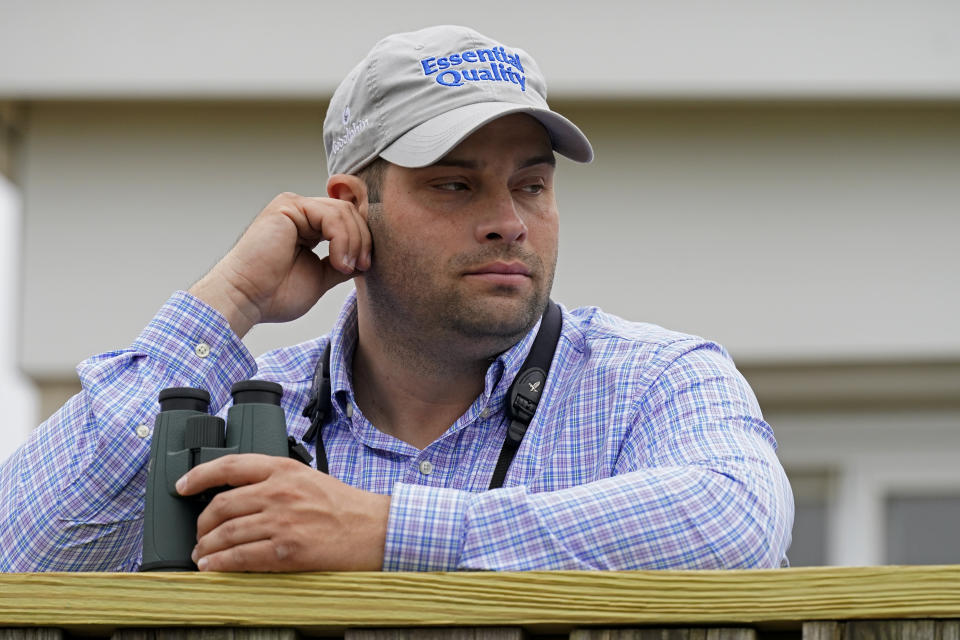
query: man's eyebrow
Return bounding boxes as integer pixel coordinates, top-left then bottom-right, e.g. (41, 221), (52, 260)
(431, 158), (479, 170)
(518, 154), (557, 170)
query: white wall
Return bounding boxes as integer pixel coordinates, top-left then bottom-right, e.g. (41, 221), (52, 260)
(1, 0), (958, 100)
(0, 175), (37, 461)
(18, 102), (960, 377)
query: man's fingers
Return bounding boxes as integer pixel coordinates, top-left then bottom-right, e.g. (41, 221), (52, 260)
(193, 511), (275, 564)
(337, 203), (365, 272)
(298, 197), (369, 274)
(266, 195), (365, 275)
(194, 483), (265, 539)
(196, 538), (289, 572)
(354, 203), (373, 270)
(318, 202), (371, 275)
(176, 453), (275, 496)
(176, 452), (390, 571)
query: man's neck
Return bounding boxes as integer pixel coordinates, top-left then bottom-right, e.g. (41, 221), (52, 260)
(350, 312), (493, 450)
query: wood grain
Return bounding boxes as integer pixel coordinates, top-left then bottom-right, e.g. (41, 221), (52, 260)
(3, 567), (960, 633)
(0, 630), (63, 640)
(570, 629), (756, 639)
(112, 629), (299, 640)
(803, 622), (842, 640)
(805, 620), (960, 640)
(942, 621), (960, 640)
(846, 620), (936, 640)
(345, 629), (524, 639)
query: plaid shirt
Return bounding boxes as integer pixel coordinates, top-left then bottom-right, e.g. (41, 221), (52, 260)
(0, 290), (792, 571)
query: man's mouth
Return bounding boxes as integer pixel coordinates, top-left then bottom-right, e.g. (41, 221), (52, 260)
(463, 261), (532, 285)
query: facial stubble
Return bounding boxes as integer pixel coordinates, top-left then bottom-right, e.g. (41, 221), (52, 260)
(362, 204), (557, 360)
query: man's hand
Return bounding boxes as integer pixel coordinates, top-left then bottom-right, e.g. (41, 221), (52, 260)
(189, 189), (372, 338)
(176, 454), (390, 572)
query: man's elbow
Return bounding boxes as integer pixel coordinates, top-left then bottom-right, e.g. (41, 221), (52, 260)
(712, 465), (795, 569)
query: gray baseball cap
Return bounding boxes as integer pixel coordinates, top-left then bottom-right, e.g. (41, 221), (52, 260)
(323, 25), (594, 176)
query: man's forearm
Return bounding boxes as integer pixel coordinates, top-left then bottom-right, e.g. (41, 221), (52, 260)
(0, 291), (257, 572)
(384, 433), (792, 571)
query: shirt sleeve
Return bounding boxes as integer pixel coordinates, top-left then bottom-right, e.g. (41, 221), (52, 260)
(0, 291), (256, 572)
(383, 343), (794, 571)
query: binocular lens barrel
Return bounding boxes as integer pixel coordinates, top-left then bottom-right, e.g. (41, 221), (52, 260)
(230, 380), (282, 406)
(158, 387), (211, 413)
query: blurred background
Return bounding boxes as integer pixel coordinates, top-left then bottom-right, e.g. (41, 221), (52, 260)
(1, 0), (958, 566)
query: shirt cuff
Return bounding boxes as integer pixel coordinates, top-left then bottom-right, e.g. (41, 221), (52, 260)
(383, 483), (471, 571)
(129, 290), (257, 409)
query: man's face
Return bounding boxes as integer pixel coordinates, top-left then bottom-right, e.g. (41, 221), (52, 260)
(360, 113), (559, 353)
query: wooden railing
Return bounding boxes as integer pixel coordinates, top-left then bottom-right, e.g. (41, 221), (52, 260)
(3, 566), (960, 639)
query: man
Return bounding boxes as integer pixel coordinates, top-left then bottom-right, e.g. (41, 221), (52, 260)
(0, 25), (793, 572)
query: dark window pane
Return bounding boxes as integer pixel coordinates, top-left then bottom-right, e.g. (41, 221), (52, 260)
(790, 502), (828, 566)
(786, 470), (831, 566)
(886, 495), (960, 565)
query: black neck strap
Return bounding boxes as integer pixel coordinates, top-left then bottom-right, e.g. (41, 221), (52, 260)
(301, 300), (563, 489)
(487, 300), (562, 489)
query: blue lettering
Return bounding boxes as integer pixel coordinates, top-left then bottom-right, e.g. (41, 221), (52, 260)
(421, 57), (438, 75)
(477, 48), (496, 62)
(436, 70), (464, 86)
(423, 48), (527, 90)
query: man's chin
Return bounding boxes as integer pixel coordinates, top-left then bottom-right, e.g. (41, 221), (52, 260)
(447, 292), (546, 341)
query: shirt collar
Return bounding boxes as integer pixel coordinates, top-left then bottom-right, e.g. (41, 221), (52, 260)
(327, 289), (360, 414)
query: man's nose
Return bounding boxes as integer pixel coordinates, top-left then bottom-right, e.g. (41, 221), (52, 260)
(474, 189), (528, 244)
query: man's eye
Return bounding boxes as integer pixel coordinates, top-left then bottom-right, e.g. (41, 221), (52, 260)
(520, 183), (545, 194)
(435, 181), (468, 191)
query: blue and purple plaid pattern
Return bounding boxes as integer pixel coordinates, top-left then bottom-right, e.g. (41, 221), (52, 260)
(0, 290), (793, 571)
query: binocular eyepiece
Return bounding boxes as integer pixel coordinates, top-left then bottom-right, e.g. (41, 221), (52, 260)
(141, 380), (294, 571)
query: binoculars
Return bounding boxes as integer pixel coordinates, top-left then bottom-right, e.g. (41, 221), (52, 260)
(141, 380), (294, 571)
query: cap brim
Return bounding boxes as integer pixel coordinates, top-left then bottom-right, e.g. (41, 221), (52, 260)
(379, 102), (594, 168)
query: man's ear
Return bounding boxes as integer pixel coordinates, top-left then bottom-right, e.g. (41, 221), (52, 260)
(327, 173), (368, 208)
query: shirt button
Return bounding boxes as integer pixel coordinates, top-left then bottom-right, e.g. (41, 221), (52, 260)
(418, 460), (434, 475)
(346, 403), (354, 418)
(480, 408), (491, 419)
(194, 342), (211, 358)
(135, 425), (150, 438)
